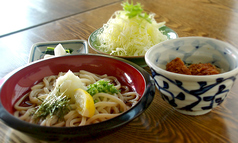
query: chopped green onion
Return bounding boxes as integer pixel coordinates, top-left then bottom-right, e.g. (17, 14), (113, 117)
(87, 80), (120, 96)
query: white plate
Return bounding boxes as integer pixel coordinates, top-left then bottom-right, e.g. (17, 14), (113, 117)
(28, 39), (88, 63)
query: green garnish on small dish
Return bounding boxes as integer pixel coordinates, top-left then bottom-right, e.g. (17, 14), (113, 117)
(45, 46), (73, 55)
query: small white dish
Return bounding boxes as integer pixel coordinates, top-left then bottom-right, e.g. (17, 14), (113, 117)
(28, 39), (88, 63)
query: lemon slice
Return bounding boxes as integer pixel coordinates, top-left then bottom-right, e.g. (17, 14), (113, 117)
(74, 88), (95, 117)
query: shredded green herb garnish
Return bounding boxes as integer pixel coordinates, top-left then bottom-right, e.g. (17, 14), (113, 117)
(34, 88), (71, 121)
(87, 80), (120, 96)
(122, 1), (152, 23)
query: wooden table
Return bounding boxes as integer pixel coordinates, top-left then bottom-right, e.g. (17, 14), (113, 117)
(0, 0), (238, 142)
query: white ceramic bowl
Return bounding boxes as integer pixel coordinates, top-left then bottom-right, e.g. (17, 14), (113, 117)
(145, 37), (238, 115)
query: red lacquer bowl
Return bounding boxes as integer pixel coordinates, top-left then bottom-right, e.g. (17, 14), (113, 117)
(0, 54), (155, 141)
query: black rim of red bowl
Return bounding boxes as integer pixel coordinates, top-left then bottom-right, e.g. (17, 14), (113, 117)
(0, 54), (155, 140)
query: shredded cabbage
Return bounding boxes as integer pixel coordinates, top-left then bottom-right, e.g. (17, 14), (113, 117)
(96, 2), (167, 56)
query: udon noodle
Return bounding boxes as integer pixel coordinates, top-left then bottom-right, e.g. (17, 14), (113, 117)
(13, 70), (140, 127)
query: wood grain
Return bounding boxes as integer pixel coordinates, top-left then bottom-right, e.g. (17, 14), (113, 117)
(0, 0), (120, 37)
(0, 0), (238, 142)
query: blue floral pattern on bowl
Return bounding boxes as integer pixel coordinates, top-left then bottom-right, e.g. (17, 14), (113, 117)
(145, 37), (238, 115)
(151, 68), (236, 115)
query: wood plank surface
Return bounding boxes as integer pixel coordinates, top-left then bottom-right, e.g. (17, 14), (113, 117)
(0, 0), (238, 142)
(0, 0), (120, 37)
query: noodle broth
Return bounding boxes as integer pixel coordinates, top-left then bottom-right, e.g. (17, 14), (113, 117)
(13, 70), (143, 127)
(0, 54), (154, 140)
(9, 54), (146, 127)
